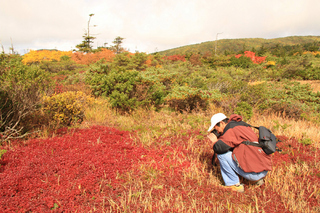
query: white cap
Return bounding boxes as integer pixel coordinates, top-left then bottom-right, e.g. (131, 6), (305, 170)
(207, 113), (227, 132)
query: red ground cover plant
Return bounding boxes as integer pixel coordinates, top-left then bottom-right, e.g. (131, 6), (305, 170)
(0, 127), (319, 212)
(0, 126), (150, 212)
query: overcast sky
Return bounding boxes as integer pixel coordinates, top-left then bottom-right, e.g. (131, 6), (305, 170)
(1, 0), (320, 54)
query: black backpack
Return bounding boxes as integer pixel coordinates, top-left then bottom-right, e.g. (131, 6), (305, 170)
(242, 125), (281, 155)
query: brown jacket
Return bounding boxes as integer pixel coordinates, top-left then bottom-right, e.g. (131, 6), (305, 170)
(213, 114), (272, 173)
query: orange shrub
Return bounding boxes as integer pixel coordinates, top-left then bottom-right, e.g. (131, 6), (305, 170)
(71, 49), (115, 65)
(145, 55), (153, 67)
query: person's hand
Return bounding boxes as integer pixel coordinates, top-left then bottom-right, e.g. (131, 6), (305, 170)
(211, 129), (221, 138)
(207, 133), (218, 145)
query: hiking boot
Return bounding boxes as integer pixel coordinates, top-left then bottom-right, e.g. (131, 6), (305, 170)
(254, 178), (265, 186)
(225, 184), (244, 193)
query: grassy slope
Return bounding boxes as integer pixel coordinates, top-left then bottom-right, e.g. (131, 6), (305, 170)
(158, 36), (320, 56)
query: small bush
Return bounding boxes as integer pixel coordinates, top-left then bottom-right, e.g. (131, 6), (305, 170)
(234, 101), (253, 120)
(299, 138), (312, 146)
(110, 52), (150, 71)
(267, 101), (304, 120)
(86, 64), (140, 111)
(240, 83), (268, 107)
(266, 61), (276, 68)
(86, 64), (167, 112)
(0, 149), (7, 158)
(225, 79), (248, 95)
(0, 54), (51, 141)
(164, 86), (215, 112)
(39, 59), (84, 74)
(42, 91), (95, 126)
(203, 55), (231, 68)
(230, 55), (253, 68)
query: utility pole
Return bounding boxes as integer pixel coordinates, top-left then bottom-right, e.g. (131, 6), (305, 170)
(215, 32), (223, 56)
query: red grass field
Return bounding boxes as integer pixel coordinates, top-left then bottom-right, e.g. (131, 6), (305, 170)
(0, 125), (319, 212)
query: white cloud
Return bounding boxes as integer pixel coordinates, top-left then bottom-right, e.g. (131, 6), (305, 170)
(0, 0), (319, 54)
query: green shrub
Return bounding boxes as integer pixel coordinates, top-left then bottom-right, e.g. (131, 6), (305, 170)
(86, 63), (167, 112)
(42, 91), (95, 126)
(299, 138), (312, 146)
(0, 54), (51, 141)
(234, 101), (253, 120)
(240, 83), (268, 107)
(281, 56), (316, 80)
(39, 59), (83, 73)
(164, 85), (218, 112)
(225, 79), (248, 95)
(0, 149), (7, 158)
(230, 55), (253, 68)
(127, 52), (149, 71)
(258, 81), (319, 120)
(87, 64), (140, 111)
(111, 52), (149, 71)
(202, 55), (231, 68)
(140, 67), (178, 91)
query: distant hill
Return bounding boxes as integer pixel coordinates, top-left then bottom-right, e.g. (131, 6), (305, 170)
(157, 36), (320, 56)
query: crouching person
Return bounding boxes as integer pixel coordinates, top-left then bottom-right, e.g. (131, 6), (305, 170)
(207, 113), (272, 193)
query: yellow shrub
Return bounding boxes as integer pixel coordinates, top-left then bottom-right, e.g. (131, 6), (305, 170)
(266, 61), (276, 66)
(42, 91), (96, 126)
(303, 51), (320, 56)
(22, 50), (73, 65)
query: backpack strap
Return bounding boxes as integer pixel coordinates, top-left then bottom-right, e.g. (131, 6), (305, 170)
(243, 122), (259, 130)
(242, 141), (264, 148)
(243, 123), (282, 154)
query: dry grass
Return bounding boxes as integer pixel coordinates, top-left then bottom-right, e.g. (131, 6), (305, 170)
(249, 112), (320, 149)
(84, 99), (320, 148)
(297, 80), (320, 92)
(80, 98), (320, 212)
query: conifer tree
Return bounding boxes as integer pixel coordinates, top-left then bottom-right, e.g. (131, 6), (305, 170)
(111, 36), (125, 54)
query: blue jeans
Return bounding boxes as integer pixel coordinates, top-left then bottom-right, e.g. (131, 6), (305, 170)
(217, 151), (268, 186)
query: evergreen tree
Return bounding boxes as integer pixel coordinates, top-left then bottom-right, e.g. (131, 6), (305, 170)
(111, 36), (125, 54)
